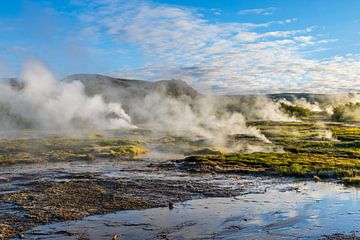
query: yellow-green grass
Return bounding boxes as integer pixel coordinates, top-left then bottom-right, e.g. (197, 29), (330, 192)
(342, 176), (360, 185)
(0, 137), (149, 165)
(330, 126), (360, 141)
(182, 152), (360, 180)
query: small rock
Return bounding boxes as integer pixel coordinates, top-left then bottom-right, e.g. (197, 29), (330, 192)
(0, 176), (8, 182)
(168, 201), (174, 210)
(313, 175), (321, 182)
(112, 234), (120, 240)
(18, 233), (25, 239)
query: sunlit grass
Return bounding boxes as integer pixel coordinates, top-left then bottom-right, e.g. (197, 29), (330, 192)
(181, 120), (360, 184)
(343, 176), (360, 185)
(0, 137), (149, 165)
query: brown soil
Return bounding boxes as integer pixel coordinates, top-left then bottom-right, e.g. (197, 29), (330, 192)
(0, 176), (241, 239)
(320, 233), (360, 240)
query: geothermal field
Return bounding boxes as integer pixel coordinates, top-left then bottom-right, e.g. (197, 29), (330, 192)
(2, 1), (360, 239)
(0, 63), (359, 239)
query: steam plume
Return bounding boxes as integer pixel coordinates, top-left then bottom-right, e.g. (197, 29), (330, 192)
(0, 61), (136, 131)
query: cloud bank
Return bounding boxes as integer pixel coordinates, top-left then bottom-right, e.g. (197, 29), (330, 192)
(238, 7), (277, 16)
(1, 0), (360, 94)
(73, 0), (360, 94)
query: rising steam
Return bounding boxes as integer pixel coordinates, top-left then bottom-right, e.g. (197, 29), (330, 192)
(0, 61), (298, 145)
(65, 74), (275, 144)
(129, 92), (270, 144)
(0, 61), (136, 131)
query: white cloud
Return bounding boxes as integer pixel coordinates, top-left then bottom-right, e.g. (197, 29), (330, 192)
(73, 0), (360, 94)
(238, 7), (277, 16)
(294, 36), (314, 45)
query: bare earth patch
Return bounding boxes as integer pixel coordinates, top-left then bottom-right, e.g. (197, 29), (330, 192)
(0, 176), (243, 239)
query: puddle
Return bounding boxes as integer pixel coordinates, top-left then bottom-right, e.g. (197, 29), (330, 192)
(14, 181), (360, 240)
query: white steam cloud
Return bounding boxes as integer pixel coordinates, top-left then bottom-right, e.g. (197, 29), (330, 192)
(131, 93), (270, 144)
(277, 98), (323, 113)
(71, 76), (275, 145)
(234, 96), (297, 121)
(0, 61), (305, 145)
(0, 61), (136, 131)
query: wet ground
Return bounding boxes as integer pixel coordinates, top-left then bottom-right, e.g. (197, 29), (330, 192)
(0, 152), (359, 239)
(16, 182), (360, 240)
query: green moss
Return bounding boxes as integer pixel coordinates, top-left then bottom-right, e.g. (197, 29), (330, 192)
(172, 120), (360, 182)
(332, 103), (360, 122)
(279, 103), (311, 118)
(330, 126), (360, 141)
(0, 137), (149, 165)
(342, 176), (360, 185)
(182, 152), (360, 179)
(93, 144), (149, 158)
(185, 147), (227, 156)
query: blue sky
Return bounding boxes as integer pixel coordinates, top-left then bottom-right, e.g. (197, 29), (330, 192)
(1, 0), (360, 93)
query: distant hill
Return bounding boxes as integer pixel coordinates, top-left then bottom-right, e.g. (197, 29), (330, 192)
(268, 93), (334, 103)
(64, 74), (201, 100)
(3, 74), (359, 106)
(3, 73), (360, 128)
(0, 78), (24, 90)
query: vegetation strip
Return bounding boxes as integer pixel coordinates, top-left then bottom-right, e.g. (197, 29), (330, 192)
(0, 137), (149, 165)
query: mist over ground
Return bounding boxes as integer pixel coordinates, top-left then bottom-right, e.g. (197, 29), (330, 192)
(1, 61), (360, 147)
(2, 1), (360, 240)
(0, 61), (136, 132)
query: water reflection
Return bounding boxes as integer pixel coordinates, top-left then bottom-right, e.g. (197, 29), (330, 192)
(19, 182), (360, 240)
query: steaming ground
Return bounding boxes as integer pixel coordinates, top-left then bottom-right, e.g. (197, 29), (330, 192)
(2, 62), (360, 240)
(0, 61), (277, 144)
(2, 61), (360, 145)
(0, 61), (136, 132)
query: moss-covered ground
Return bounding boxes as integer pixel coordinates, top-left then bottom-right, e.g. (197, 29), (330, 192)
(0, 137), (148, 165)
(3, 120), (360, 185)
(180, 121), (360, 185)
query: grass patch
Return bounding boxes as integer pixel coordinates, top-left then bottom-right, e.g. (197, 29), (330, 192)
(181, 152), (360, 179)
(185, 147), (227, 156)
(330, 126), (360, 141)
(0, 137), (149, 166)
(180, 121), (360, 182)
(342, 176), (360, 185)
